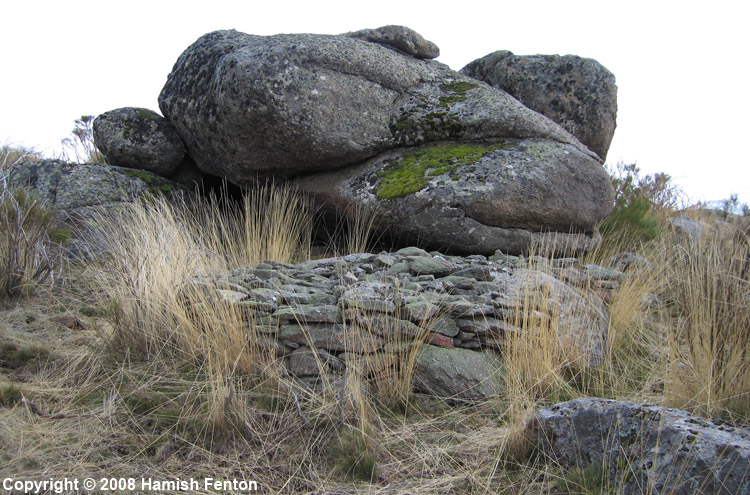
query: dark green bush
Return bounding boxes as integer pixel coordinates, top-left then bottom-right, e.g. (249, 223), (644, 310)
(0, 384), (23, 407)
(599, 162), (679, 245)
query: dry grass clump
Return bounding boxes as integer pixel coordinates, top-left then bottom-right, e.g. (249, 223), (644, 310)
(59, 115), (107, 164)
(0, 145), (69, 298)
(87, 184), (312, 357)
(664, 223), (750, 421)
(1, 144), (45, 172)
(0, 188), (61, 298)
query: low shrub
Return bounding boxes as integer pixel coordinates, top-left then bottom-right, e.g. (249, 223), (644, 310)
(599, 162), (680, 247)
(59, 115), (106, 164)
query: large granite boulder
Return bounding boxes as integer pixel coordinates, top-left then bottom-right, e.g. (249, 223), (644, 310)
(158, 28), (598, 182)
(461, 51), (617, 160)
(293, 139), (613, 255)
(93, 107), (186, 175)
(527, 399), (750, 495)
(156, 27), (615, 255)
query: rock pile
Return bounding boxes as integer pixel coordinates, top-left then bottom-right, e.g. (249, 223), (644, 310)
(194, 247), (614, 399)
(527, 398), (750, 495)
(92, 25), (617, 256)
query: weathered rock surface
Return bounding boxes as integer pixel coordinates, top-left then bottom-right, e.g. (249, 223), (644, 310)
(195, 248), (614, 399)
(462, 51), (617, 160)
(527, 398), (750, 495)
(158, 29), (598, 183)
(346, 25), (439, 59)
(670, 215), (703, 242)
(414, 346), (501, 400)
(93, 107), (186, 175)
(294, 139), (613, 255)
(5, 160), (184, 258)
(4, 159), (182, 225)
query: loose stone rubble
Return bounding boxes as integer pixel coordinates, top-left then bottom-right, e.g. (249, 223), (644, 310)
(193, 247), (615, 399)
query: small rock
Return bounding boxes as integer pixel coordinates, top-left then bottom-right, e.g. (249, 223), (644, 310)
(414, 346), (501, 400)
(671, 215), (703, 242)
(347, 25), (440, 59)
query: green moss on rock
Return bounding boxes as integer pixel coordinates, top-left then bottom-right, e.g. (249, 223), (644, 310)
(376, 143), (497, 200)
(123, 168), (158, 184)
(440, 81), (479, 95)
(135, 109), (161, 121)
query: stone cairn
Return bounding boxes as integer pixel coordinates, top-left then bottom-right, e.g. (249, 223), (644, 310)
(192, 246), (620, 399)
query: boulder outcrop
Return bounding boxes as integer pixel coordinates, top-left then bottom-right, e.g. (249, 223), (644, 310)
(4, 159), (182, 225)
(461, 51), (617, 160)
(527, 398), (750, 495)
(86, 26), (618, 256)
(93, 107), (186, 175)
(5, 160), (184, 258)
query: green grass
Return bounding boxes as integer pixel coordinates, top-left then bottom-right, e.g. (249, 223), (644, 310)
(0, 343), (50, 369)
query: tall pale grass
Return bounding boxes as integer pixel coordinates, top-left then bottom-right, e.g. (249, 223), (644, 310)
(343, 308), (431, 413)
(665, 224), (750, 421)
(500, 242), (597, 409)
(88, 184), (313, 363)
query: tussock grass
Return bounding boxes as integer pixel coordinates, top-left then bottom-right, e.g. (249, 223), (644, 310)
(0, 187), (64, 298)
(1, 143), (45, 173)
(664, 224), (750, 421)
(324, 202), (380, 255)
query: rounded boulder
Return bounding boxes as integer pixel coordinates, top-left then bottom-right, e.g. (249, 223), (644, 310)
(93, 107), (185, 176)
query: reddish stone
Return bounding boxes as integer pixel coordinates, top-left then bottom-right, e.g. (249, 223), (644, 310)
(428, 333), (454, 348)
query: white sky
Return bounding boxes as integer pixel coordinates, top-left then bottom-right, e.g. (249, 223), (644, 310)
(1, 0), (748, 205)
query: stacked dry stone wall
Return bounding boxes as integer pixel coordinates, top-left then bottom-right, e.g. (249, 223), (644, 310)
(194, 247), (620, 399)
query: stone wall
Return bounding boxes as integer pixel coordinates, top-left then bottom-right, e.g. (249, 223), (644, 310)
(194, 247), (618, 399)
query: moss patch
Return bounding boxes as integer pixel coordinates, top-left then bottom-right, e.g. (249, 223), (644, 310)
(135, 109), (161, 122)
(440, 81), (479, 95)
(376, 143), (497, 200)
(122, 169), (176, 196)
(124, 168), (159, 184)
